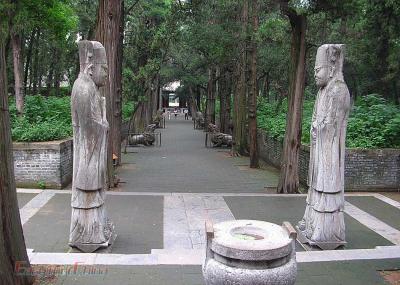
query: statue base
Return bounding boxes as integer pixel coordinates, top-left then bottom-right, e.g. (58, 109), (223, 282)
(296, 226), (346, 250)
(69, 231), (117, 253)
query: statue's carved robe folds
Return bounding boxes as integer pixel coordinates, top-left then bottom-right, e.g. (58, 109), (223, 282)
(300, 78), (350, 245)
(69, 73), (113, 250)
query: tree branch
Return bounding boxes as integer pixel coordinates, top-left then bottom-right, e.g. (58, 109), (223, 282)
(125, 0), (140, 17)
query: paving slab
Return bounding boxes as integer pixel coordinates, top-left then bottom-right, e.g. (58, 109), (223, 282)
(17, 192), (37, 208)
(382, 192), (400, 203)
(346, 196), (400, 231)
(224, 196), (393, 249)
(23, 194), (163, 254)
(116, 118), (278, 193)
(33, 258), (400, 285)
(107, 195), (163, 254)
(52, 265), (203, 285)
(297, 258), (400, 285)
(23, 194), (71, 253)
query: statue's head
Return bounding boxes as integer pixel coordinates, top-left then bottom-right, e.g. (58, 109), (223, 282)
(78, 40), (108, 87)
(314, 44), (345, 88)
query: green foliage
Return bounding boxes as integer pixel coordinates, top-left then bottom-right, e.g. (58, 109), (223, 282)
(257, 97), (288, 142)
(12, 0), (77, 39)
(122, 101), (135, 122)
(258, 94), (400, 149)
(37, 180), (46, 190)
(123, 0), (179, 103)
(10, 96), (72, 142)
(346, 95), (400, 148)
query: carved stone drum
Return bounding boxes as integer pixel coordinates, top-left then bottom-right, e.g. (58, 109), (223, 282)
(203, 220), (297, 285)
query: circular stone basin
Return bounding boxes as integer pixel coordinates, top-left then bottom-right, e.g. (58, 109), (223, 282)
(231, 225), (267, 240)
(211, 220), (293, 261)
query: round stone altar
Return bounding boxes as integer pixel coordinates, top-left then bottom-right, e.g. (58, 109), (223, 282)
(202, 220), (297, 285)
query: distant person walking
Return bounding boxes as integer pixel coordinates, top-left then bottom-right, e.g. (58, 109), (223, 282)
(174, 108), (178, 119)
(184, 109), (189, 120)
(167, 110), (171, 120)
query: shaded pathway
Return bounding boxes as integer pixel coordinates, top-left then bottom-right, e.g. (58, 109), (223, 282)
(116, 116), (280, 193)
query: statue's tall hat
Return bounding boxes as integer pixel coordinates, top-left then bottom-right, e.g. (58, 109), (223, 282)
(316, 44), (345, 79)
(78, 40), (107, 72)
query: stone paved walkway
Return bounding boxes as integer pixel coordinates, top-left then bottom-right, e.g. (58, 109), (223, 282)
(16, 116), (400, 284)
(116, 116), (280, 193)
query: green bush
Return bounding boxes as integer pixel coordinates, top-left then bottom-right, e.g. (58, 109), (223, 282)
(10, 96), (140, 141)
(122, 101), (135, 122)
(257, 97), (288, 141)
(347, 95), (400, 148)
(257, 94), (400, 149)
(10, 95), (72, 142)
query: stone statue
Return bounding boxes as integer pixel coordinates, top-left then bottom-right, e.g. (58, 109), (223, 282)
(297, 44), (350, 250)
(128, 124), (157, 146)
(194, 111), (205, 129)
(69, 40), (116, 253)
(208, 123), (233, 147)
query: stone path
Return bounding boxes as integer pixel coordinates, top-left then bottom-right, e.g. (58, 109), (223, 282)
(163, 195), (234, 250)
(117, 117), (279, 193)
(16, 116), (400, 284)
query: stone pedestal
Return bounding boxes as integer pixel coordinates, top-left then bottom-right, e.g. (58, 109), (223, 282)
(203, 220), (297, 285)
(296, 226), (346, 250)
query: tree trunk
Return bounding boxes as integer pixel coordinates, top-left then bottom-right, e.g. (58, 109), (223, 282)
(189, 86), (198, 116)
(232, 0), (249, 155)
(45, 51), (54, 97)
(248, 0), (259, 168)
(196, 86), (201, 112)
(145, 80), (153, 125)
(0, 35), (34, 285)
(130, 101), (148, 133)
(153, 73), (160, 113)
(277, 4), (307, 194)
(219, 67), (232, 134)
(95, 0), (124, 172)
(219, 70), (227, 133)
(24, 29), (35, 95)
(150, 75), (159, 119)
(11, 32), (24, 115)
(53, 48), (61, 96)
(31, 29), (41, 95)
(205, 67), (216, 127)
(266, 72), (270, 101)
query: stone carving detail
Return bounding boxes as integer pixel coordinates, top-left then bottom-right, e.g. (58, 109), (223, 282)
(297, 44), (350, 250)
(194, 111), (205, 129)
(128, 124), (157, 146)
(69, 40), (116, 253)
(208, 123), (233, 147)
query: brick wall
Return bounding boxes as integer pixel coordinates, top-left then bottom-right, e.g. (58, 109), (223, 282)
(258, 131), (400, 191)
(13, 139), (73, 189)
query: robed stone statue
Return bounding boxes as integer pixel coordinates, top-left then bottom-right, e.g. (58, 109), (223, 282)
(69, 40), (115, 253)
(297, 44), (350, 250)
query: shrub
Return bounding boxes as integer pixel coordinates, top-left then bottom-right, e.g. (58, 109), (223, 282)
(257, 94), (400, 149)
(10, 96), (143, 142)
(347, 94), (400, 148)
(257, 97), (287, 141)
(122, 101), (135, 122)
(10, 95), (72, 142)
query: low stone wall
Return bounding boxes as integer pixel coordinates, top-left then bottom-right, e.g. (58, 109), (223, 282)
(13, 139), (73, 189)
(258, 132), (400, 191)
